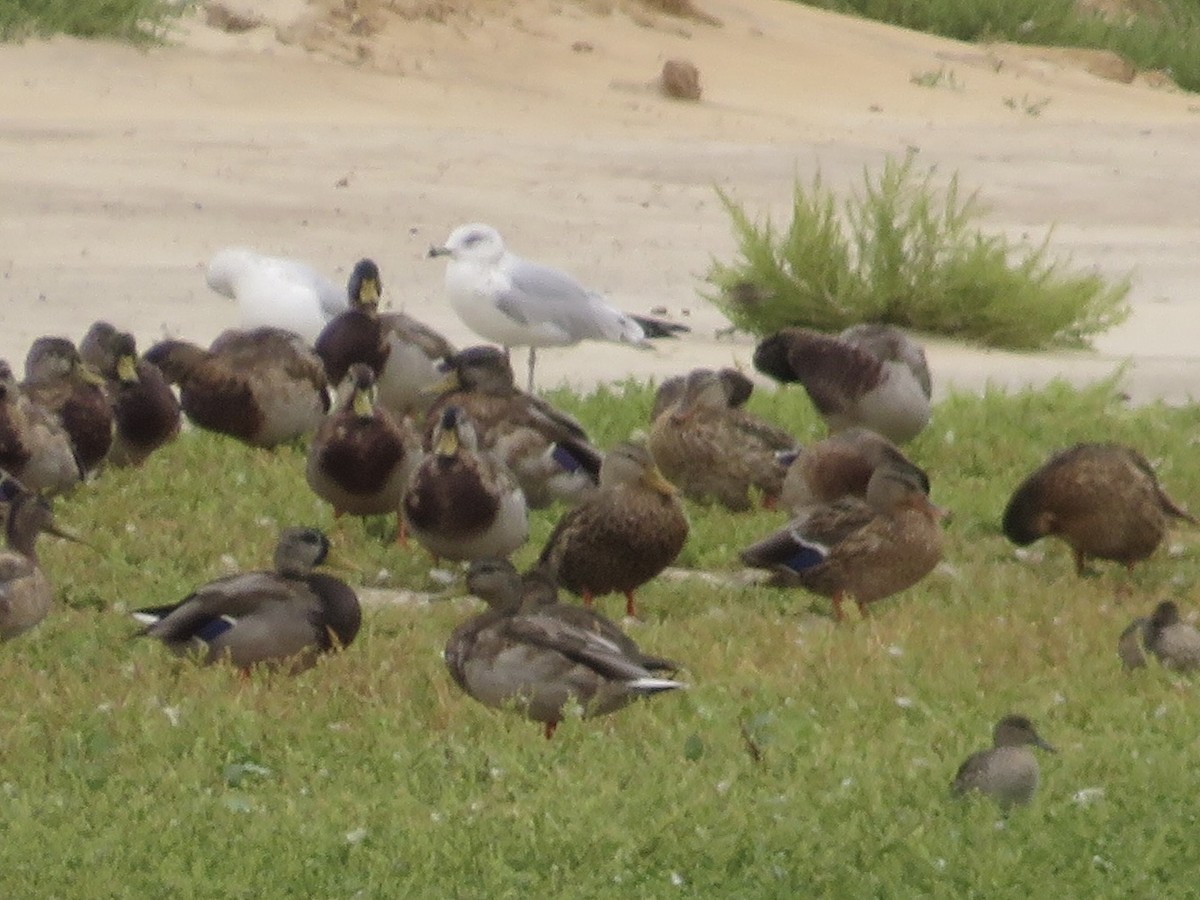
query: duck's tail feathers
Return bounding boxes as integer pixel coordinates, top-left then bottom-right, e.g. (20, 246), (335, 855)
(630, 314), (690, 340)
(629, 676), (689, 694)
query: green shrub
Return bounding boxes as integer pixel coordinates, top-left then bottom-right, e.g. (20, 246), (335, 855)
(0, 0), (183, 43)
(705, 154), (1131, 348)
(797, 0), (1200, 93)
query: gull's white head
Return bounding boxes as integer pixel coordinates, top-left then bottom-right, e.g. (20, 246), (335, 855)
(428, 223), (506, 265)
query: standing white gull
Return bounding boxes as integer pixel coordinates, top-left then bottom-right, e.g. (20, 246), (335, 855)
(428, 224), (686, 390)
(206, 247), (349, 345)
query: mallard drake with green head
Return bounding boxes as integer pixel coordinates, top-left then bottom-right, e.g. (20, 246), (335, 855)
(145, 326), (329, 448)
(0, 474), (87, 639)
(649, 367), (798, 511)
(22, 336), (114, 474)
(952, 715), (1055, 809)
(1002, 443), (1195, 575)
(0, 360), (82, 495)
(538, 442), (688, 618)
(315, 258), (457, 417)
(445, 557), (687, 738)
(133, 527), (361, 673)
(424, 345), (601, 508)
(753, 324), (931, 444)
(79, 322), (180, 468)
(778, 426), (929, 514)
(306, 363), (421, 526)
(402, 406), (528, 561)
(740, 463), (945, 620)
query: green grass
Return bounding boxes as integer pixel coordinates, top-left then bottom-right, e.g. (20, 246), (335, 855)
(5, 377), (1200, 895)
(0, 0), (183, 43)
(796, 0), (1200, 93)
(705, 154), (1131, 349)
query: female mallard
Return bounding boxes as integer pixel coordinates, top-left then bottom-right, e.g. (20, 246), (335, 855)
(79, 322), (180, 468)
(306, 363), (422, 529)
(1002, 443), (1195, 575)
(952, 715), (1056, 809)
(740, 463), (945, 620)
(424, 345), (601, 508)
(315, 258), (457, 417)
(145, 326), (329, 448)
(402, 406), (528, 561)
(22, 336), (114, 474)
(649, 367), (798, 511)
(753, 324), (931, 444)
(779, 426), (929, 514)
(537, 442), (688, 618)
(0, 360), (82, 495)
(0, 475), (86, 639)
(1121, 600), (1200, 672)
(446, 557), (687, 738)
(134, 527), (361, 673)
(651, 366), (754, 421)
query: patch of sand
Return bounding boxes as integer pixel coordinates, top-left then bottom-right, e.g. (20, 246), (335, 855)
(1, 0), (1198, 402)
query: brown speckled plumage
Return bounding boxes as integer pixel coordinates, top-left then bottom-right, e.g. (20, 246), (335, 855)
(753, 325), (931, 443)
(649, 367), (798, 511)
(424, 346), (601, 507)
(1002, 443), (1195, 575)
(0, 476), (83, 639)
(538, 442), (688, 617)
(780, 426), (929, 513)
(145, 327), (328, 448)
(22, 337), (113, 473)
(741, 464), (944, 620)
(0, 360), (81, 495)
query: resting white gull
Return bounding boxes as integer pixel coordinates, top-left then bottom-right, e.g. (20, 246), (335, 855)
(206, 247), (349, 344)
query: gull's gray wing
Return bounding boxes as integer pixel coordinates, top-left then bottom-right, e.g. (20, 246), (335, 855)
(496, 256), (644, 344)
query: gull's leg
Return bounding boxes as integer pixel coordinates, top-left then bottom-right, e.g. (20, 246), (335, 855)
(526, 347), (537, 392)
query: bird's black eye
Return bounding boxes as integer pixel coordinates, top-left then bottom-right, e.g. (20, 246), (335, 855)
(463, 231), (484, 247)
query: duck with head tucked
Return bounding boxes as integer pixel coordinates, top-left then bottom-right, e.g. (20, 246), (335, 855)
(133, 527), (361, 673)
(445, 558), (687, 738)
(650, 366), (754, 421)
(314, 258), (457, 417)
(306, 363), (422, 534)
(778, 426), (929, 514)
(538, 442), (688, 618)
(952, 714), (1056, 809)
(0, 361), (81, 495)
(145, 326), (329, 448)
(206, 247), (348, 345)
(1003, 442), (1195, 576)
(79, 322), (180, 468)
(0, 474), (88, 640)
(740, 462), (945, 620)
(753, 323), (931, 444)
(649, 367), (799, 512)
(402, 406), (529, 562)
(424, 345), (602, 508)
(22, 336), (114, 476)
